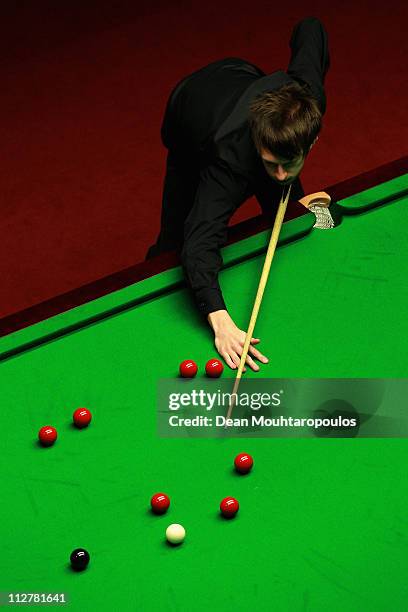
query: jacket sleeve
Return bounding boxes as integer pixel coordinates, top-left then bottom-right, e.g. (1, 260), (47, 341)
(181, 159), (250, 315)
(286, 17), (330, 113)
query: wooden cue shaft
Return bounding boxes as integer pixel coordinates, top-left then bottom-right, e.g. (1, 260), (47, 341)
(225, 186), (291, 421)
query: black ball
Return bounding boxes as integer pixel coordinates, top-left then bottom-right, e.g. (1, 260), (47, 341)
(70, 548), (90, 571)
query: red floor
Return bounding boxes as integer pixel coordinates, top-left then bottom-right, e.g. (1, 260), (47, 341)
(1, 0), (407, 321)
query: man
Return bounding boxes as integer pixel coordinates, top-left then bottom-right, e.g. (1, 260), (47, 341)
(147, 17), (330, 371)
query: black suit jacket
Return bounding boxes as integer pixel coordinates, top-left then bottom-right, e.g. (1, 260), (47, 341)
(161, 17), (330, 315)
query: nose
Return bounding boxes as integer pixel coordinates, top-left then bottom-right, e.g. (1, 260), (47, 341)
(274, 165), (288, 181)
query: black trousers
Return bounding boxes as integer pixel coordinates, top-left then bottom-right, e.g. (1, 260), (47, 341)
(146, 149), (201, 259)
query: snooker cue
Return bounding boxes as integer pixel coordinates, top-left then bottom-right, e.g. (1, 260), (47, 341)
(226, 185), (292, 421)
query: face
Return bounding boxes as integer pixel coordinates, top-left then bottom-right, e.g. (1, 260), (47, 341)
(260, 149), (305, 185)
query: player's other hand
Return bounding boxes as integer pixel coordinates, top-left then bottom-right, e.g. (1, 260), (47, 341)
(207, 310), (268, 371)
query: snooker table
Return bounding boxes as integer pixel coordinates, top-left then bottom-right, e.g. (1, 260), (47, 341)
(1, 157), (408, 611)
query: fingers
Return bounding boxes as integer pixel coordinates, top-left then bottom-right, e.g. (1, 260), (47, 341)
(231, 350), (246, 372)
(248, 344), (269, 364)
(221, 350), (246, 372)
(231, 351), (242, 371)
(214, 327), (266, 372)
(238, 343), (268, 371)
(222, 352), (237, 370)
(232, 343), (260, 372)
(238, 338), (268, 369)
(220, 342), (268, 372)
(244, 352), (260, 372)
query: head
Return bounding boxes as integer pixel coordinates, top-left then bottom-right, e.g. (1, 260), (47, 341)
(249, 82), (322, 184)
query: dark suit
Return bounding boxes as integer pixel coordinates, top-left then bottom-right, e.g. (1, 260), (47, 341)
(148, 17), (330, 315)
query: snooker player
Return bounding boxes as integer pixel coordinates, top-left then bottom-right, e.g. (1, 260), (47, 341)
(147, 17), (330, 370)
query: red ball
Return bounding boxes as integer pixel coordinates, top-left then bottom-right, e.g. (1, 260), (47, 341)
(73, 408), (92, 428)
(234, 453), (254, 474)
(179, 360), (198, 378)
(205, 358), (224, 378)
(150, 493), (170, 514)
(38, 425), (57, 447)
(220, 496), (239, 518)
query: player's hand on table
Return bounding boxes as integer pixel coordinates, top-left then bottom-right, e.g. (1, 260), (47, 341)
(207, 310), (268, 371)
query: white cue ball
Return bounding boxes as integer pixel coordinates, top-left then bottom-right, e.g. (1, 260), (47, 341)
(166, 523), (186, 545)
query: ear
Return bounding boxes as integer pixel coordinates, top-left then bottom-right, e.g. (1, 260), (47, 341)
(309, 136), (319, 150)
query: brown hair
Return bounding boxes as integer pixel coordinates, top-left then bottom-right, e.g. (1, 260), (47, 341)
(249, 82), (322, 160)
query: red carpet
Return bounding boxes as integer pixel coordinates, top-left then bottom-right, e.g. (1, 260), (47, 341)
(1, 0), (407, 321)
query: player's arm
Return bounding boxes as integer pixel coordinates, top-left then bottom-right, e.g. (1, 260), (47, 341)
(181, 160), (268, 371)
(286, 17), (330, 113)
